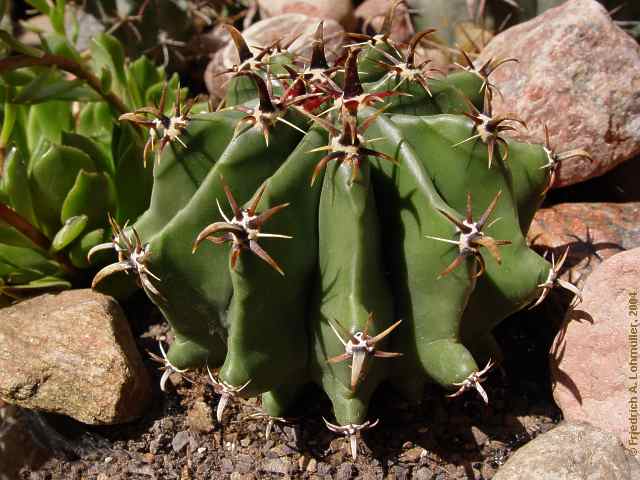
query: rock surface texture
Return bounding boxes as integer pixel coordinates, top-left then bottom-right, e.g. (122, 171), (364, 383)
(528, 202), (640, 287)
(493, 422), (640, 479)
(476, 0), (640, 188)
(205, 14), (344, 99)
(0, 289), (151, 424)
(256, 0), (354, 29)
(354, 0), (414, 43)
(550, 248), (640, 450)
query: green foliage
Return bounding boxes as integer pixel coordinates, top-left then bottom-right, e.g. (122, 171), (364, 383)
(0, 3), (182, 296)
(82, 0), (194, 66)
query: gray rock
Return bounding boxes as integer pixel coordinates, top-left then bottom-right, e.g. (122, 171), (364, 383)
(172, 430), (190, 453)
(0, 290), (151, 424)
(476, 0), (640, 188)
(493, 422), (640, 480)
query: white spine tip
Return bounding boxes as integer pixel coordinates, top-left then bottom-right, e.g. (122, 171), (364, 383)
(349, 434), (358, 461)
(265, 419), (273, 440)
(160, 369), (171, 393)
(217, 393), (230, 423)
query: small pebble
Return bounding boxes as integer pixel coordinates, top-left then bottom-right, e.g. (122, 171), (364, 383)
(221, 458), (234, 473)
(399, 447), (426, 463)
(306, 458), (317, 473)
(413, 467), (436, 480)
(172, 431), (190, 453)
(336, 463), (355, 480)
(317, 462), (333, 476)
(261, 458), (294, 475)
(470, 426), (489, 446)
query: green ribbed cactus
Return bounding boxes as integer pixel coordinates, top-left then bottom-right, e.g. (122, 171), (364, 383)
(91, 17), (581, 459)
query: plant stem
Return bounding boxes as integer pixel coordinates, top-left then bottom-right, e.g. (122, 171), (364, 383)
(0, 203), (78, 276)
(0, 54), (129, 115)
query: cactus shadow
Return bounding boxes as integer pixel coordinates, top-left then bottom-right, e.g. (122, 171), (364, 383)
(549, 308), (595, 406)
(530, 228), (625, 279)
(361, 378), (542, 476)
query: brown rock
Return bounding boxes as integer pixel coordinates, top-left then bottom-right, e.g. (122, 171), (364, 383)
(257, 0), (354, 29)
(493, 422), (640, 480)
(0, 290), (151, 424)
(476, 0), (640, 187)
(549, 248), (640, 447)
(527, 202), (640, 287)
(205, 14), (344, 99)
(354, 0), (414, 43)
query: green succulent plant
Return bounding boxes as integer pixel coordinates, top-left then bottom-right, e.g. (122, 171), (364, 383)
(82, 0), (192, 66)
(0, 2), (188, 297)
(79, 0), (254, 67)
(90, 15), (582, 459)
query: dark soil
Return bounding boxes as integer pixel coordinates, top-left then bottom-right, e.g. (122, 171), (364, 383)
(9, 292), (566, 480)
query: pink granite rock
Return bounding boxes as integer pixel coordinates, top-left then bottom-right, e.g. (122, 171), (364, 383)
(205, 14), (344, 100)
(257, 0), (355, 29)
(527, 202), (640, 288)
(550, 248), (640, 449)
(354, 0), (414, 43)
(476, 0), (640, 188)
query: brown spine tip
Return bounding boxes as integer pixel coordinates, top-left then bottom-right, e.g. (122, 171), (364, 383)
(310, 22), (329, 70)
(407, 29), (437, 66)
(342, 48), (364, 100)
(225, 24), (253, 64)
(235, 72), (276, 114)
(380, 0), (403, 39)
